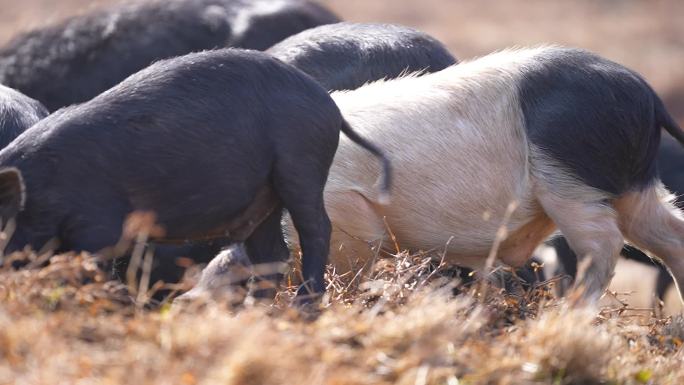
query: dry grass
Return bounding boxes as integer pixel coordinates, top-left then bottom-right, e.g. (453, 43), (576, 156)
(0, 249), (683, 385)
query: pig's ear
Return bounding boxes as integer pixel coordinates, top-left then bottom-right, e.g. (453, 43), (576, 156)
(0, 167), (25, 221)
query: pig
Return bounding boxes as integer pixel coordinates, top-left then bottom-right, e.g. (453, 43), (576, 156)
(266, 22), (457, 91)
(551, 133), (684, 302)
(266, 23), (542, 295)
(304, 45), (684, 304)
(175, 243), (255, 302)
(0, 84), (47, 269)
(230, 0), (340, 50)
(0, 0), (339, 111)
(0, 84), (48, 148)
(183, 22), (456, 299)
(0, 48), (390, 298)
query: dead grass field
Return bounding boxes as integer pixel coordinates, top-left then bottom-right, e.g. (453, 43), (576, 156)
(2, 250), (684, 385)
(0, 1), (684, 384)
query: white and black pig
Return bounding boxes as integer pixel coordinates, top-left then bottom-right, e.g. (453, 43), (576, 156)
(314, 46), (684, 304)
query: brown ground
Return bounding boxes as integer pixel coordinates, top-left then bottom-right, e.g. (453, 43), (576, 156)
(1, 249), (684, 385)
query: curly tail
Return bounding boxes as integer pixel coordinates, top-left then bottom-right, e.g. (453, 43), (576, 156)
(339, 118), (392, 203)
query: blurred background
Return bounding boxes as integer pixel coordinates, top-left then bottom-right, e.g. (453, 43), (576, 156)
(1, 0), (682, 311)
(3, 0), (684, 122)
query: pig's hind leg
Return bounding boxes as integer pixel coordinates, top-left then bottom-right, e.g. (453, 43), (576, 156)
(614, 184), (684, 305)
(244, 206), (290, 297)
(534, 177), (624, 304)
(273, 158), (334, 299)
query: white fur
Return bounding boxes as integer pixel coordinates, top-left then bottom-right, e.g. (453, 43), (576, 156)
(231, 0), (290, 38)
(311, 47), (554, 272)
(283, 46), (684, 304)
(615, 184), (684, 303)
(175, 244), (252, 303)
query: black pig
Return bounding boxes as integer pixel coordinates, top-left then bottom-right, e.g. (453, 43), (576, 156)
(0, 49), (390, 297)
(186, 23), (457, 300)
(267, 22), (457, 91)
(0, 0), (338, 111)
(230, 0), (340, 50)
(0, 84), (48, 148)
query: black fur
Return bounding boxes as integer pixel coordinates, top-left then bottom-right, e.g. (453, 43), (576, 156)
(231, 0), (339, 51)
(267, 22), (457, 91)
(658, 133), (684, 200)
(0, 0), (337, 111)
(551, 133), (684, 301)
(519, 47), (663, 195)
(0, 85), (48, 148)
(0, 49), (387, 296)
(340, 119), (393, 193)
(518, 47), (684, 300)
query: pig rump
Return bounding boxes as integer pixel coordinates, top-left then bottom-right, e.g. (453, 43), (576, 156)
(549, 132), (684, 303)
(319, 45), (684, 304)
(0, 49), (389, 298)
